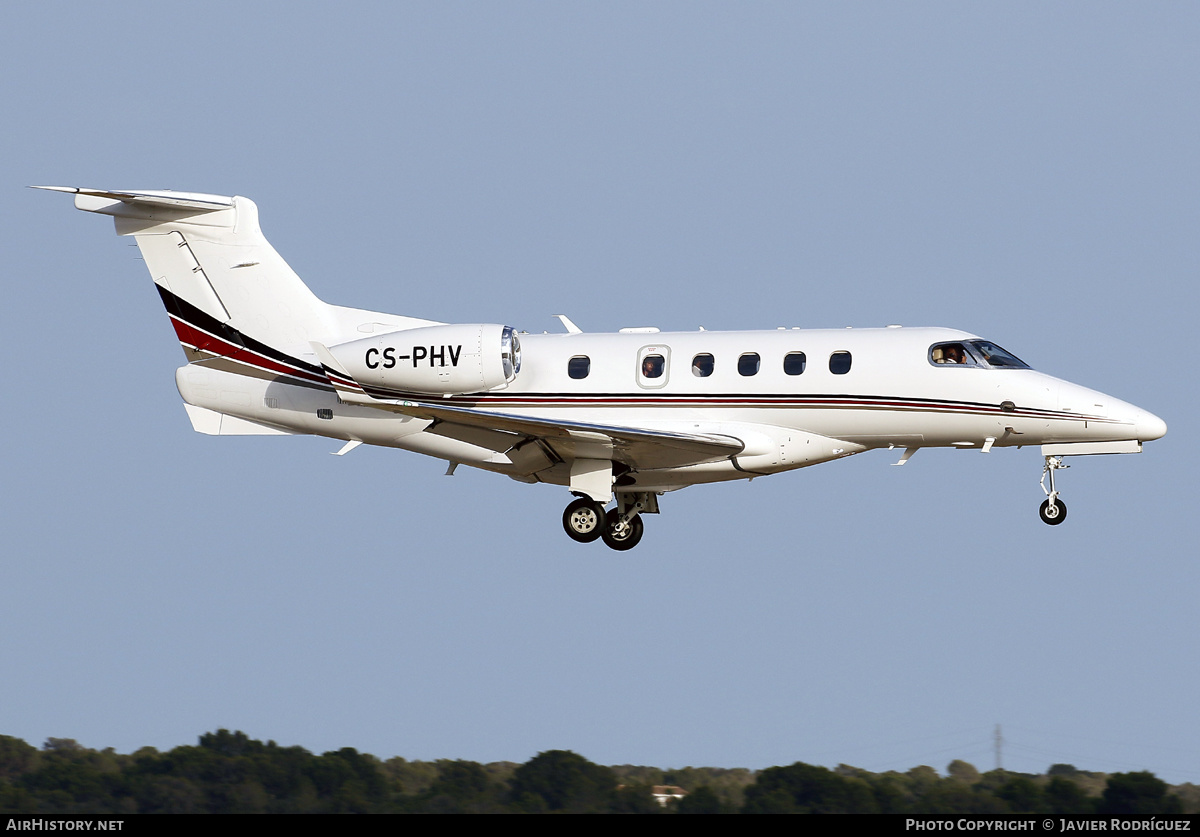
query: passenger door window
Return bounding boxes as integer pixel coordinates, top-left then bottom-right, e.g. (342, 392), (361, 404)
(637, 346), (671, 388)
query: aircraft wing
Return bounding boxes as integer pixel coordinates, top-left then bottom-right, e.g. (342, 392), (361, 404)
(387, 398), (744, 470)
(310, 342), (743, 470)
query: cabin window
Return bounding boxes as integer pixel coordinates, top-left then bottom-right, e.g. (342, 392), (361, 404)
(783, 352), (806, 375)
(738, 353), (760, 376)
(568, 355), (591, 379)
(829, 351), (852, 375)
(641, 354), (665, 379)
(692, 353), (714, 377)
(637, 345), (671, 388)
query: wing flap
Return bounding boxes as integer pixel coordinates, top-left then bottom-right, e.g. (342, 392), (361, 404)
(389, 400), (745, 470)
(383, 399), (745, 470)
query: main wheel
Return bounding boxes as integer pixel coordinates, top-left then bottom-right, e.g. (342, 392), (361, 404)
(601, 508), (644, 551)
(563, 498), (608, 543)
(1039, 499), (1067, 525)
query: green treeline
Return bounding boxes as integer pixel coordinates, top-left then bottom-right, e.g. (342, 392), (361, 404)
(0, 731), (1194, 814)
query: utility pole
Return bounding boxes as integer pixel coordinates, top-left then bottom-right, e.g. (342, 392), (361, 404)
(994, 724), (1003, 772)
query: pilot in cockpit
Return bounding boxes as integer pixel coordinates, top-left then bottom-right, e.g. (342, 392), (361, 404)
(933, 344), (966, 364)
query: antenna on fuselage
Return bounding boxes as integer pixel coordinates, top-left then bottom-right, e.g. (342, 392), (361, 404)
(554, 314), (582, 334)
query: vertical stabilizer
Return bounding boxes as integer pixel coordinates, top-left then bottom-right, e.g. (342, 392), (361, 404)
(38, 187), (338, 369)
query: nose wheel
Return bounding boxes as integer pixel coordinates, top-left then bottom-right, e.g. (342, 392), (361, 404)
(1039, 455), (1069, 526)
(1039, 498), (1067, 525)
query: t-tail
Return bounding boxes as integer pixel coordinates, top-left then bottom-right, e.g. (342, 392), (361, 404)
(38, 186), (448, 398)
(34, 187), (350, 390)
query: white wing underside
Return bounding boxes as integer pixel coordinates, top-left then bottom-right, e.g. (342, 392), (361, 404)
(380, 398), (744, 471)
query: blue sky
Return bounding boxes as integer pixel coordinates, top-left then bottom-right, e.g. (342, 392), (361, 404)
(2, 3), (1197, 782)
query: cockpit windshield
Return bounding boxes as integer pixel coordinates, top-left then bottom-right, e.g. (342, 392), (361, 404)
(929, 340), (1030, 369)
(969, 341), (1029, 368)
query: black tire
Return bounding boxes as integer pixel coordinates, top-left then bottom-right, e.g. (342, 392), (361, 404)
(1039, 499), (1067, 525)
(601, 508), (644, 551)
(563, 498), (608, 543)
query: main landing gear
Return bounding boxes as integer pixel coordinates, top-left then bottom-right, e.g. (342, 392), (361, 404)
(561, 493), (656, 550)
(562, 498), (607, 543)
(602, 508), (644, 551)
(1038, 455), (1068, 526)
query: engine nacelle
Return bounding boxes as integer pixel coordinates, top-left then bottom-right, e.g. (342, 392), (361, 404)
(327, 324), (521, 396)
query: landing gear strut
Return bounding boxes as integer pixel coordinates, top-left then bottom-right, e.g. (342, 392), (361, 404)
(1039, 455), (1068, 525)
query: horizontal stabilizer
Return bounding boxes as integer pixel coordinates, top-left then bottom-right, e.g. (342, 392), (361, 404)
(31, 186), (234, 212)
(183, 404), (294, 436)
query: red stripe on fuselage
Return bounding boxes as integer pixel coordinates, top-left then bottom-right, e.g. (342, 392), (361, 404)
(166, 320), (1109, 426)
(169, 317), (327, 386)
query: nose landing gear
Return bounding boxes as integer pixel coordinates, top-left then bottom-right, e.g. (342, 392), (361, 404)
(1039, 455), (1068, 525)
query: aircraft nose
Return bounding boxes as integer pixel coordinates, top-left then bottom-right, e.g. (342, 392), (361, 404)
(1136, 410), (1167, 442)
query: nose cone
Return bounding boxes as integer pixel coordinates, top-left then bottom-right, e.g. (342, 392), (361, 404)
(1136, 410), (1167, 442)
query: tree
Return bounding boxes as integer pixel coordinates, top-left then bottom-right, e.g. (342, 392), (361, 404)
(676, 785), (727, 814)
(509, 750), (617, 813)
(0, 736), (38, 782)
(1046, 776), (1093, 816)
(1099, 772), (1182, 817)
(198, 730), (261, 758)
(995, 776), (1045, 814)
(417, 760), (504, 813)
(429, 760), (489, 799)
(743, 762), (878, 814)
(1048, 764), (1081, 777)
(947, 760), (981, 785)
(611, 784), (660, 814)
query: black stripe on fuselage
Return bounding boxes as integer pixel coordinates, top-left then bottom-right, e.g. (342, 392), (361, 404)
(155, 284), (327, 379)
(353, 383), (1107, 423)
(153, 289), (1109, 425)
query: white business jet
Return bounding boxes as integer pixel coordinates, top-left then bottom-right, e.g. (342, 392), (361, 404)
(39, 187), (1166, 550)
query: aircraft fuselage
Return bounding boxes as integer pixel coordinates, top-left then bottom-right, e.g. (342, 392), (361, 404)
(43, 186), (1166, 547)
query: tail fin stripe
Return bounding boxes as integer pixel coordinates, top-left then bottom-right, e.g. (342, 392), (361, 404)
(168, 316), (329, 387)
(156, 285), (327, 383)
